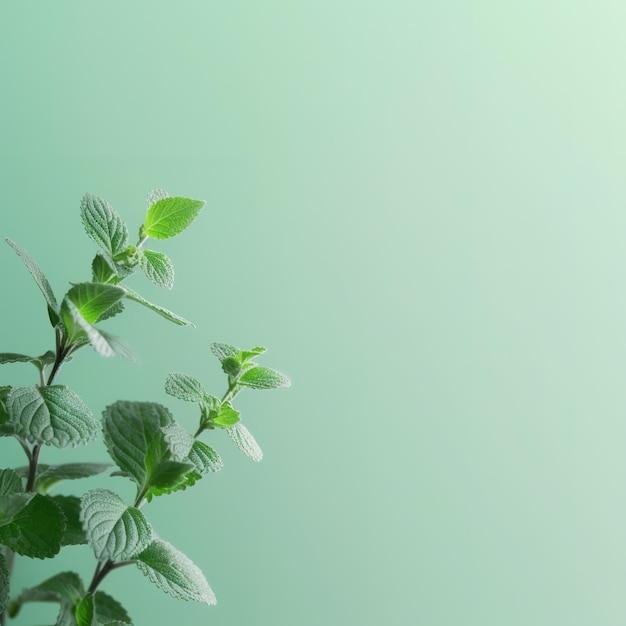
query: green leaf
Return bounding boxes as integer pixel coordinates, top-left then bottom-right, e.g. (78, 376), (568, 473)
(0, 493), (65, 558)
(164, 373), (206, 404)
(91, 252), (116, 283)
(6, 385), (99, 448)
(238, 366), (291, 390)
(210, 343), (239, 363)
(0, 352), (54, 372)
(102, 401), (173, 490)
(187, 440), (222, 474)
(227, 423), (263, 462)
(53, 496), (87, 546)
(239, 346), (267, 362)
(5, 238), (60, 325)
(160, 423), (194, 462)
(0, 469), (23, 495)
(80, 194), (129, 257)
(0, 551), (8, 614)
(80, 489), (152, 561)
(64, 282), (126, 325)
(93, 591), (131, 625)
(143, 197), (204, 240)
(35, 463), (110, 493)
(221, 356), (241, 377)
(135, 538), (216, 605)
(8, 571), (84, 619)
(62, 301), (131, 359)
(75, 593), (95, 626)
(212, 402), (240, 428)
(140, 250), (175, 289)
(122, 286), (193, 327)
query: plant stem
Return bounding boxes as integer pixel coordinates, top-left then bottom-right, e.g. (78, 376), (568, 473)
(87, 559), (133, 594)
(25, 445), (41, 492)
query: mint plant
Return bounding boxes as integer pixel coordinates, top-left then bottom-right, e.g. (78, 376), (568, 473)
(0, 191), (289, 625)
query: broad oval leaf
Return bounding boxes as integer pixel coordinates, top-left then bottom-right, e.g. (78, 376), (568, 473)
(164, 372), (206, 404)
(227, 423), (263, 462)
(135, 538), (216, 605)
(64, 282), (126, 325)
(143, 197), (204, 240)
(103, 401), (173, 488)
(80, 489), (152, 561)
(0, 493), (65, 558)
(80, 193), (129, 256)
(140, 249), (174, 289)
(188, 440), (222, 474)
(6, 386), (99, 448)
(238, 366), (291, 390)
(0, 468), (23, 495)
(35, 462), (110, 493)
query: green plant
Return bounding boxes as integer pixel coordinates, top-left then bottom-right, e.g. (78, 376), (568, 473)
(0, 191), (290, 625)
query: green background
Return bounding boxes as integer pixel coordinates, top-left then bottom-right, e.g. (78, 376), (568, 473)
(2, 2), (626, 624)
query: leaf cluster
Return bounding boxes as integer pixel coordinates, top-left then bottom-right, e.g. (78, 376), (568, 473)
(0, 190), (289, 625)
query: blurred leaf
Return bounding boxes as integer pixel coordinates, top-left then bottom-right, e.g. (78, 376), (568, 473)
(227, 423), (263, 462)
(8, 571), (84, 618)
(5, 238), (59, 325)
(94, 591), (131, 625)
(122, 286), (193, 327)
(75, 593), (94, 626)
(0, 551), (8, 614)
(52, 495), (87, 546)
(143, 197), (204, 240)
(135, 538), (216, 605)
(80, 489), (152, 561)
(64, 282), (125, 325)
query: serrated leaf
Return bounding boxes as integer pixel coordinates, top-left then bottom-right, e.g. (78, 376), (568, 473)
(164, 373), (206, 404)
(187, 440), (222, 474)
(239, 346), (266, 362)
(210, 343), (239, 363)
(0, 494), (31, 526)
(5, 238), (59, 325)
(0, 551), (8, 614)
(52, 496), (86, 545)
(143, 197), (204, 240)
(160, 423), (194, 462)
(140, 250), (174, 289)
(0, 494), (65, 558)
(102, 401), (173, 490)
(93, 591), (131, 625)
(227, 423), (263, 462)
(122, 286), (193, 327)
(6, 385), (99, 448)
(80, 489), (152, 561)
(80, 194), (128, 257)
(8, 571), (84, 619)
(75, 594), (94, 626)
(238, 366), (291, 390)
(64, 282), (126, 325)
(135, 538), (216, 605)
(0, 469), (23, 495)
(91, 253), (117, 283)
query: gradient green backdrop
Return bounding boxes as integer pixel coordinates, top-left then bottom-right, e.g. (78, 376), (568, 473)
(2, 2), (626, 624)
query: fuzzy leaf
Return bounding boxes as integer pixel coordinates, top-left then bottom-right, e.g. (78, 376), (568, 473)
(238, 366), (291, 390)
(187, 440), (222, 474)
(64, 282), (126, 325)
(80, 489), (152, 561)
(210, 343), (239, 363)
(160, 423), (194, 462)
(103, 401), (173, 490)
(0, 494), (65, 558)
(227, 423), (263, 462)
(212, 403), (240, 428)
(140, 250), (174, 289)
(122, 286), (193, 327)
(5, 238), (59, 325)
(147, 188), (170, 207)
(0, 352), (54, 370)
(135, 538), (216, 605)
(53, 496), (87, 546)
(7, 571), (84, 618)
(0, 551), (8, 614)
(164, 373), (206, 404)
(80, 194), (128, 257)
(143, 197), (204, 240)
(93, 591), (131, 625)
(0, 469), (23, 495)
(6, 385), (99, 448)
